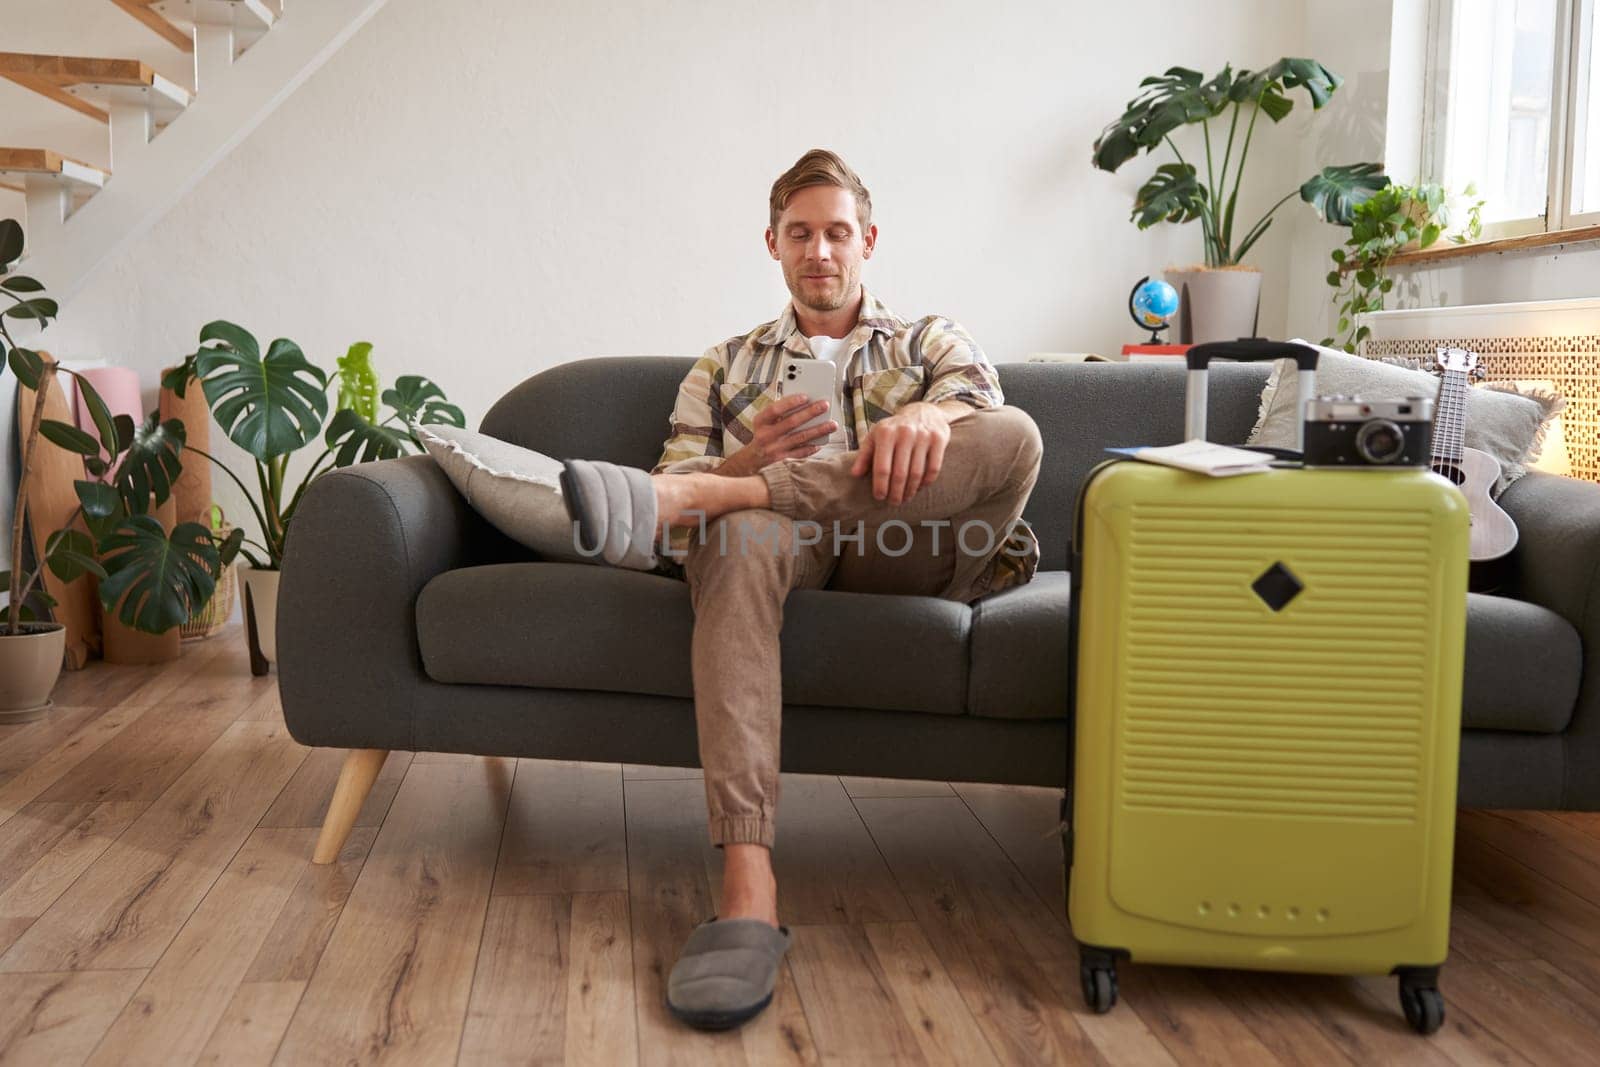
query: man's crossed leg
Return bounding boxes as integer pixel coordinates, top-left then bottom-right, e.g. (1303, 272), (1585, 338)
(673, 403), (1044, 922)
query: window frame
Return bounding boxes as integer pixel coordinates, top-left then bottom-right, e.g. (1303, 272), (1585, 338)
(1564, 0), (1600, 226)
(1419, 0), (1597, 238)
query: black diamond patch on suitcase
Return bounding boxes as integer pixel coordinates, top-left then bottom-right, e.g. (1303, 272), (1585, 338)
(1251, 562), (1304, 611)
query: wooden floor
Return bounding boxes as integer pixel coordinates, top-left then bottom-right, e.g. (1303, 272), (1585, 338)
(1, 621), (1598, 1065)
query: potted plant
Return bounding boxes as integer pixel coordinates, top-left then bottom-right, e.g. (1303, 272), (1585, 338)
(1, 219), (237, 719)
(1321, 181), (1483, 352)
(162, 323), (463, 674)
(1093, 58), (1389, 343)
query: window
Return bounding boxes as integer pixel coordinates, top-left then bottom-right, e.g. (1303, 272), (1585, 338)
(1571, 0), (1600, 219)
(1419, 0), (1600, 236)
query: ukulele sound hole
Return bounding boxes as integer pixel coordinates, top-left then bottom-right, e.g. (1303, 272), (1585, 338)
(1431, 462), (1466, 487)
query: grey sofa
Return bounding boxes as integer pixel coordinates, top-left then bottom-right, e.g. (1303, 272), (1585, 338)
(278, 358), (1600, 861)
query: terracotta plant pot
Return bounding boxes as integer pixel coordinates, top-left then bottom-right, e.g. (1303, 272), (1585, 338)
(0, 621), (67, 723)
(241, 567), (280, 677)
(1164, 266), (1263, 345)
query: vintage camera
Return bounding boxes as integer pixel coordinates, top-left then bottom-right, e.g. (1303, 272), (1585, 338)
(1301, 395), (1434, 467)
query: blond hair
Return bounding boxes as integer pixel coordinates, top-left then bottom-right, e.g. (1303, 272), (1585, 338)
(768, 149), (872, 234)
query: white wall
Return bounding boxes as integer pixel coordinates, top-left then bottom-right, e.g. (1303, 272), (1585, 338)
(6, 0), (1312, 559)
(1283, 0), (1397, 342)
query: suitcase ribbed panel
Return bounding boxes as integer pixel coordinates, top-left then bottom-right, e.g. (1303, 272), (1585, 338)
(1119, 504), (1435, 824)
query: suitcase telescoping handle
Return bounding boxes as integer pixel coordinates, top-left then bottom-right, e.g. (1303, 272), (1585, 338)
(1185, 339), (1318, 450)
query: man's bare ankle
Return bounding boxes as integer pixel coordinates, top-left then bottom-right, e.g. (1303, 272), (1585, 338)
(719, 844), (779, 926)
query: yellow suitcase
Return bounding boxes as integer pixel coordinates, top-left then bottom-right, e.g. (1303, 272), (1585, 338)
(1065, 341), (1469, 1035)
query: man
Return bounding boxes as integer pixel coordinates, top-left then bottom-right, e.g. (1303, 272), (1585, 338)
(562, 149), (1042, 1030)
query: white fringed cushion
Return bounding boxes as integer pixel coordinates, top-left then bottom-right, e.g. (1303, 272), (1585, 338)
(1249, 341), (1559, 496)
(415, 425), (591, 562)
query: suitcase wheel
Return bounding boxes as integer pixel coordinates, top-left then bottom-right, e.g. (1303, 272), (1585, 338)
(1079, 958), (1118, 1014)
(1398, 970), (1445, 1035)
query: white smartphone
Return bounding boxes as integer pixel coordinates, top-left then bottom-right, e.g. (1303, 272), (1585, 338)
(778, 358), (838, 438)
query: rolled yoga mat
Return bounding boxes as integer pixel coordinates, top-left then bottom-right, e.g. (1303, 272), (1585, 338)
(72, 366), (141, 478)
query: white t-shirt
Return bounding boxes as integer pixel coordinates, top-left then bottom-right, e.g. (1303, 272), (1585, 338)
(805, 335), (852, 455)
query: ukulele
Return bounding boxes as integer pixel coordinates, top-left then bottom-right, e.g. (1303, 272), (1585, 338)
(1431, 347), (1518, 562)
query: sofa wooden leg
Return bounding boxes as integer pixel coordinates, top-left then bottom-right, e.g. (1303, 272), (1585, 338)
(313, 748), (390, 864)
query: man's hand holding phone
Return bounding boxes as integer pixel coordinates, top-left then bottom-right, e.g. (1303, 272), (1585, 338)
(716, 393), (837, 477)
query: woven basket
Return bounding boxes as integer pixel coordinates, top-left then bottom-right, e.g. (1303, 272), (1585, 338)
(181, 506), (237, 640)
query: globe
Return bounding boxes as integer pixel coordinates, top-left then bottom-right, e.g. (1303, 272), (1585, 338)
(1131, 278), (1180, 328)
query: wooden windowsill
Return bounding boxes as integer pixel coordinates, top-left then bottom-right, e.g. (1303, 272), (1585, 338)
(1386, 223), (1600, 268)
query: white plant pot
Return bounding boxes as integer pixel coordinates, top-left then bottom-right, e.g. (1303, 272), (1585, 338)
(0, 621), (66, 722)
(1165, 267), (1263, 345)
(240, 567), (280, 673)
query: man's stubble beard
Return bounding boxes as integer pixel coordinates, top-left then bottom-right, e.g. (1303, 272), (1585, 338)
(789, 263), (859, 313)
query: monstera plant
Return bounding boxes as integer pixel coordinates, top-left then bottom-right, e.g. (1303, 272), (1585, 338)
(1093, 58), (1389, 265)
(161, 321), (463, 672)
(1, 219), (234, 640)
(1092, 59), (1391, 344)
(162, 324), (465, 571)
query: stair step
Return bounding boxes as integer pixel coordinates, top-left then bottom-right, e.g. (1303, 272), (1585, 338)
(112, 0), (276, 49)
(0, 53), (192, 125)
(0, 148), (110, 191)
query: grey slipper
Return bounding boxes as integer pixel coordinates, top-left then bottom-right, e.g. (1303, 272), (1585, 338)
(666, 916), (793, 1030)
(558, 458), (660, 570)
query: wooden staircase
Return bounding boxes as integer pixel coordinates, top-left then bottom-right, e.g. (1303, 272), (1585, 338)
(0, 1), (277, 268)
(0, 0), (389, 298)
(110, 0), (276, 56)
(0, 149), (109, 246)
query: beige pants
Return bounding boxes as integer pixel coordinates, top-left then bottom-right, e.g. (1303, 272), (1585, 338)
(680, 405), (1044, 848)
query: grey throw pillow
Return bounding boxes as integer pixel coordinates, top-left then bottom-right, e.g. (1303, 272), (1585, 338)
(415, 425), (591, 562)
(1248, 341), (1555, 496)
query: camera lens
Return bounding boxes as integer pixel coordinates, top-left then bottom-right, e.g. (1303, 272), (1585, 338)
(1356, 419), (1406, 464)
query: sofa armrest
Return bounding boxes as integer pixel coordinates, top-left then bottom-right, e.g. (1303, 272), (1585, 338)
(278, 454), (478, 751)
(1498, 470), (1600, 807)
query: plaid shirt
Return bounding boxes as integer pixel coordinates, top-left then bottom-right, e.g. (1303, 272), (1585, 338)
(652, 288), (1038, 594)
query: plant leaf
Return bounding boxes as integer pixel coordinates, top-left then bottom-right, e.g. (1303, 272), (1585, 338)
(197, 319), (260, 362)
(1300, 163), (1390, 225)
(113, 412), (187, 514)
(160, 356), (197, 399)
(96, 516), (219, 633)
(382, 375), (459, 425)
(0, 275), (43, 293)
(418, 400), (465, 428)
(1131, 162), (1207, 228)
(336, 341), (380, 421)
(193, 327), (329, 461)
(324, 407), (411, 467)
(8, 347), (43, 388)
(45, 528), (107, 582)
(2, 297), (58, 321)
(1233, 57), (1344, 112)
(71, 372), (122, 461)
(40, 419), (99, 456)
(1092, 66), (1218, 172)
(74, 478), (121, 518)
(0, 218), (22, 269)
(216, 526), (245, 566)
